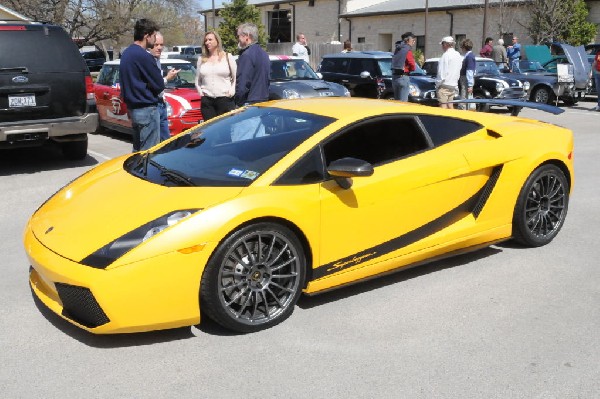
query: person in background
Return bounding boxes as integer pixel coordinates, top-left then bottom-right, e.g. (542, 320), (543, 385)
(292, 33), (310, 63)
(507, 36), (521, 72)
(195, 30), (237, 120)
(436, 36), (462, 109)
(342, 40), (353, 53)
(235, 22), (270, 107)
(591, 48), (600, 111)
(459, 38), (476, 110)
(479, 37), (493, 58)
(149, 32), (180, 141)
(492, 38), (508, 69)
(120, 18), (164, 151)
(391, 32), (417, 101)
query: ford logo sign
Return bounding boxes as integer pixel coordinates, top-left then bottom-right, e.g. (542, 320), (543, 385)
(12, 75), (28, 83)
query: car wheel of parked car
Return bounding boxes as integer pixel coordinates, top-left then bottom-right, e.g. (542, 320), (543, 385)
(473, 93), (490, 112)
(562, 97), (577, 106)
(532, 86), (555, 104)
(509, 106), (522, 116)
(512, 164), (569, 247)
(60, 138), (88, 160)
(201, 222), (306, 333)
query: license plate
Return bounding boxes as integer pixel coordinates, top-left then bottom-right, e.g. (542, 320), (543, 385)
(318, 91), (335, 97)
(9, 94), (36, 107)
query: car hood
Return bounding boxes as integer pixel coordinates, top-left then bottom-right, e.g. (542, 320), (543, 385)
(30, 157), (242, 261)
(271, 79), (346, 96)
(525, 44), (590, 88)
(409, 75), (436, 88)
(561, 44), (591, 88)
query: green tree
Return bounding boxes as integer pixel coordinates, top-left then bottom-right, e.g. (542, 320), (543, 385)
(527, 0), (596, 45)
(217, 0), (268, 54)
(564, 0), (596, 46)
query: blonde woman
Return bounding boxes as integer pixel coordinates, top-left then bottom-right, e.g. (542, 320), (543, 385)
(195, 31), (236, 120)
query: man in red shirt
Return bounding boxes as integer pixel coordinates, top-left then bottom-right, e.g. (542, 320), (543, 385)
(391, 32), (417, 101)
(479, 37), (493, 58)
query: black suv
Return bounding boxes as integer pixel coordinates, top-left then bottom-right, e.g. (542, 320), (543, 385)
(80, 47), (107, 72)
(0, 22), (98, 160)
(318, 51), (438, 105)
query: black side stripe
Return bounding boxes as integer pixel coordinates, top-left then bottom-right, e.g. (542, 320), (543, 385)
(312, 165), (503, 280)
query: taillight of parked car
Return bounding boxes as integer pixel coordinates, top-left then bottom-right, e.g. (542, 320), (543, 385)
(85, 76), (95, 101)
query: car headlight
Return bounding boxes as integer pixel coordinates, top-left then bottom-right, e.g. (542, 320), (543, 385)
(496, 82), (505, 92)
(283, 89), (301, 99)
(409, 84), (420, 97)
(343, 87), (351, 97)
(81, 209), (199, 269)
(522, 81), (530, 91)
(166, 101), (173, 117)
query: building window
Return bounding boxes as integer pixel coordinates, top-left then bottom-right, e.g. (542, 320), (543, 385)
(308, 0), (315, 6)
(357, 37), (366, 43)
(416, 35), (425, 53)
(268, 10), (292, 43)
(455, 34), (466, 48)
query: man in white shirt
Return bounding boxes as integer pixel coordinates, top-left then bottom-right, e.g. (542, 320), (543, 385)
(436, 36), (463, 109)
(292, 33), (310, 64)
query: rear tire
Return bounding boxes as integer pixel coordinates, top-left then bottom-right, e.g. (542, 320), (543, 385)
(201, 222), (306, 333)
(512, 164), (569, 247)
(509, 106), (522, 116)
(473, 93), (490, 112)
(61, 137), (88, 160)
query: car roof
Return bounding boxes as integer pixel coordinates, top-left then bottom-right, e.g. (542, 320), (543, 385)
(269, 55), (303, 61)
(322, 51), (392, 59)
(424, 57), (494, 62)
(103, 58), (191, 66)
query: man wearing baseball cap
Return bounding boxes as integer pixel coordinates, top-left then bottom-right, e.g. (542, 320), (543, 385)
(435, 36), (462, 109)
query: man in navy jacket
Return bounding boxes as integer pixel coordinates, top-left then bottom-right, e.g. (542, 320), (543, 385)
(235, 23), (270, 107)
(120, 18), (164, 151)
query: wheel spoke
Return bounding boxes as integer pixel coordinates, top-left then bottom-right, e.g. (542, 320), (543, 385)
(235, 290), (253, 318)
(270, 256), (297, 272)
(270, 281), (294, 293)
(226, 285), (249, 307)
(272, 272), (298, 279)
(266, 287), (283, 308)
(266, 243), (289, 267)
(260, 291), (271, 318)
(242, 239), (257, 265)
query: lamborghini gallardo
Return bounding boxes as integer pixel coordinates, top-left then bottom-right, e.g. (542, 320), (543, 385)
(24, 98), (573, 334)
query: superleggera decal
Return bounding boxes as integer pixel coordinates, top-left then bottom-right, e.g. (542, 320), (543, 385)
(313, 166), (503, 280)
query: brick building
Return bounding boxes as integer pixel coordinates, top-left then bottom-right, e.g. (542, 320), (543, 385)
(203, 0), (600, 59)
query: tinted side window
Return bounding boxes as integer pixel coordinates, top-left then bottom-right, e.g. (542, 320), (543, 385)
(418, 115), (482, 146)
(320, 58), (349, 73)
(348, 59), (377, 76)
(323, 117), (429, 166)
(276, 147), (325, 185)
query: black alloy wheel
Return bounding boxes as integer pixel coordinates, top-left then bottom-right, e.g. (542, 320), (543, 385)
(201, 223), (306, 332)
(512, 164), (569, 247)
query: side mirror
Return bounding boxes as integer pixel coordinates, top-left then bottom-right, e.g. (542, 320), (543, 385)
(316, 72), (323, 79)
(327, 157), (374, 189)
(360, 71), (372, 79)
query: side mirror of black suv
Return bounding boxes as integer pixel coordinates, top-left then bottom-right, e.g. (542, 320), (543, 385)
(1, 22), (98, 160)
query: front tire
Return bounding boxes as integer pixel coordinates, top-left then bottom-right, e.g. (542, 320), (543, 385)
(531, 86), (555, 104)
(201, 222), (306, 333)
(61, 137), (88, 160)
(512, 164), (569, 247)
(473, 92), (490, 112)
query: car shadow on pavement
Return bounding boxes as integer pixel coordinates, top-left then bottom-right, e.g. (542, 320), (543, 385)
(297, 245), (503, 309)
(31, 291), (198, 346)
(0, 143), (98, 176)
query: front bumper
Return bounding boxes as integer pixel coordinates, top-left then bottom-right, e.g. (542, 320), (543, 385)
(25, 225), (214, 334)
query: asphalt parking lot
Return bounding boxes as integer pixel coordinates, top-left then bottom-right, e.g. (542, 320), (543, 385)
(1, 99), (599, 398)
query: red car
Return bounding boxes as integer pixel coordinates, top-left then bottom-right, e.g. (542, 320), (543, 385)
(94, 59), (202, 137)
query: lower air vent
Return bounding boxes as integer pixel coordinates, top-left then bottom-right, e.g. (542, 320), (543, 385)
(55, 283), (110, 328)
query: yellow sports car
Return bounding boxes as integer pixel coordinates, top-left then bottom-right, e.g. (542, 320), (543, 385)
(24, 98), (574, 334)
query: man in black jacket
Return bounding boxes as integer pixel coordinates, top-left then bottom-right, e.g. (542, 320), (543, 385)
(235, 23), (270, 106)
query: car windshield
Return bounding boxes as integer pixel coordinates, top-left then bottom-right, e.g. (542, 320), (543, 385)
(476, 60), (501, 76)
(270, 60), (319, 80)
(125, 107), (335, 187)
(162, 62), (196, 88)
(422, 62), (437, 76)
(377, 58), (392, 77)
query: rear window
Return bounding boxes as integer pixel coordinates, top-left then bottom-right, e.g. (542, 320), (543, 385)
(0, 25), (85, 72)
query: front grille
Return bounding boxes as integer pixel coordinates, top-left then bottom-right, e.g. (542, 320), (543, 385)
(181, 108), (202, 122)
(500, 88), (525, 99)
(55, 283), (110, 328)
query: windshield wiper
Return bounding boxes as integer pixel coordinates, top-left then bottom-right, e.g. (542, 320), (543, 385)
(148, 159), (195, 186)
